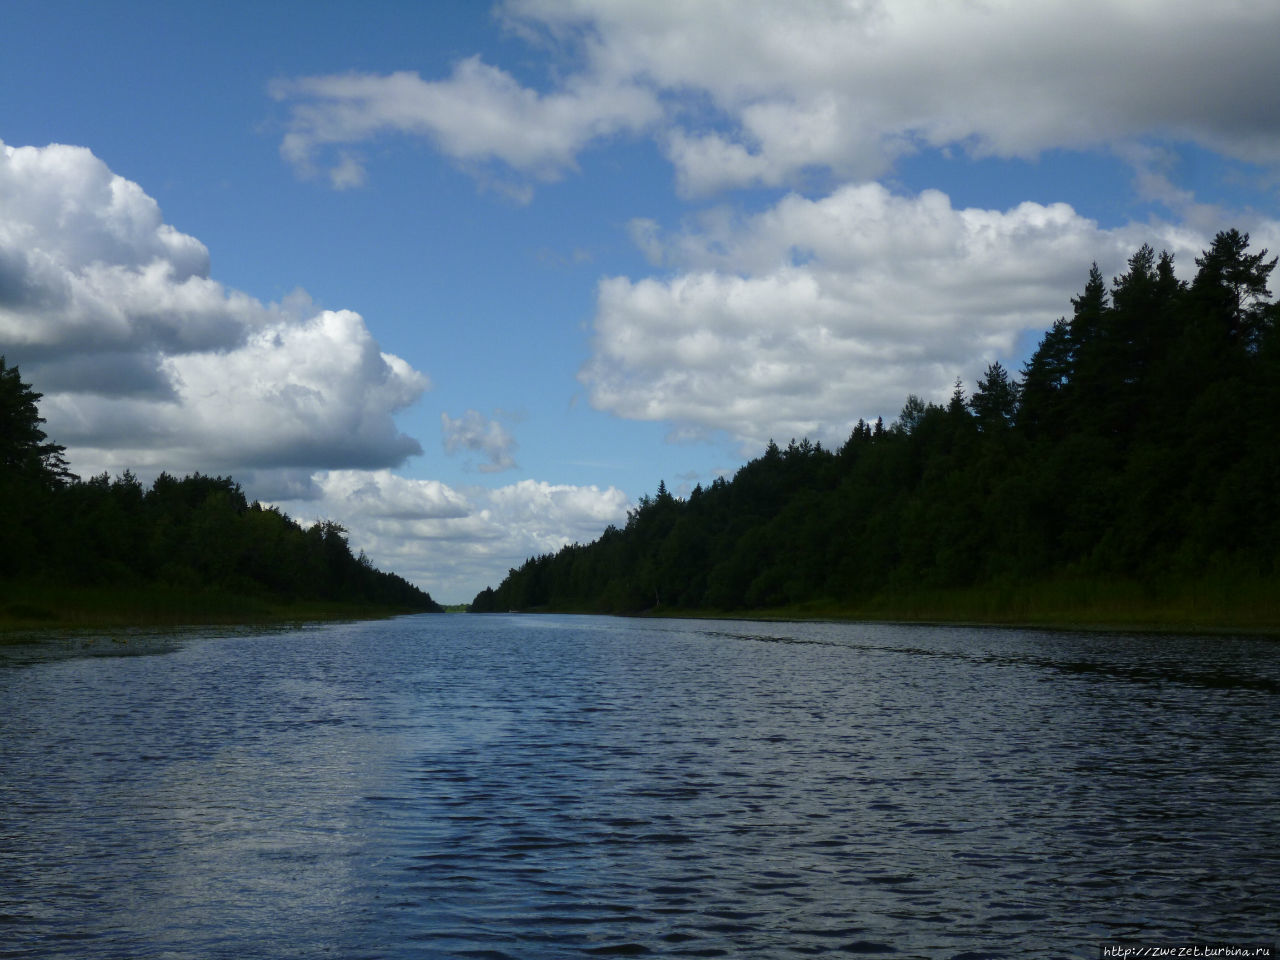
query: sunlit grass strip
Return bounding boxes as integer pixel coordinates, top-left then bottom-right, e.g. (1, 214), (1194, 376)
(515, 574), (1280, 634)
(735, 575), (1280, 633)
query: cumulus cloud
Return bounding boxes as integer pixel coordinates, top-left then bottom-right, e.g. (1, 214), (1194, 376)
(49, 310), (428, 474)
(441, 409), (518, 473)
(271, 59), (661, 188)
(0, 140), (428, 477)
(0, 143), (240, 366)
(273, 472), (631, 602)
(0, 139), (633, 603)
(580, 182), (1215, 450)
(528, 0), (1280, 192)
(305, 469), (471, 520)
(275, 1), (1280, 193)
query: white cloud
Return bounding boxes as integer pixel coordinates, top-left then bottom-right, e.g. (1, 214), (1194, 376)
(551, 0), (1280, 190)
(0, 144), (244, 366)
(0, 139), (633, 605)
(580, 182), (1217, 450)
(274, 473), (631, 602)
(276, 1), (1280, 194)
(0, 140), (428, 476)
(328, 152), (368, 190)
(51, 310), (429, 474)
(272, 59), (661, 188)
(304, 469), (471, 520)
(441, 409), (518, 473)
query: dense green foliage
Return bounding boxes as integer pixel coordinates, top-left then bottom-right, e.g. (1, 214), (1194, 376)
(1, 358), (442, 617)
(471, 230), (1280, 617)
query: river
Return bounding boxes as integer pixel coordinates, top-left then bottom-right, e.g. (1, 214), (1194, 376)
(0, 614), (1276, 958)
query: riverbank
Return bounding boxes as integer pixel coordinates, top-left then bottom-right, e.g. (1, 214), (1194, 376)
(0, 581), (435, 633)
(499, 573), (1280, 636)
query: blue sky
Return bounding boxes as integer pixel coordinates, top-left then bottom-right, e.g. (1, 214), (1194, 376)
(3, 1), (1278, 602)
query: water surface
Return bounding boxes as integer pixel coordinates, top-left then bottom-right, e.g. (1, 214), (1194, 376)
(1, 615), (1276, 958)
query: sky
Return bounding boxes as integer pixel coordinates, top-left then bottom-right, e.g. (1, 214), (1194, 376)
(2, 0), (1279, 603)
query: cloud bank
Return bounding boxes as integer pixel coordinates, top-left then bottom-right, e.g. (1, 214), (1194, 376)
(581, 183), (1212, 450)
(275, 1), (1280, 193)
(0, 139), (630, 600)
(0, 140), (428, 477)
(265, 1), (1280, 455)
(274, 472), (630, 602)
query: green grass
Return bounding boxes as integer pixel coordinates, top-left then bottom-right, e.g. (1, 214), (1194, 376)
(726, 575), (1280, 634)
(528, 573), (1280, 635)
(0, 581), (430, 632)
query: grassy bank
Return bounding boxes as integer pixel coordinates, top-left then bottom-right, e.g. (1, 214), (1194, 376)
(0, 581), (433, 632)
(751, 575), (1280, 634)
(503, 574), (1280, 635)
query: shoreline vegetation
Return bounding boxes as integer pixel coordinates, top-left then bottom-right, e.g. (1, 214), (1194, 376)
(491, 571), (1280, 636)
(8, 573), (1278, 634)
(471, 231), (1280, 636)
(0, 581), (434, 634)
(2, 358), (444, 630)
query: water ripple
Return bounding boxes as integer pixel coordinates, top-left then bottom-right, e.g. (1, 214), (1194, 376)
(1, 615), (1276, 958)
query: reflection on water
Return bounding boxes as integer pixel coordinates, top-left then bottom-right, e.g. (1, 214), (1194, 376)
(1, 616), (1276, 958)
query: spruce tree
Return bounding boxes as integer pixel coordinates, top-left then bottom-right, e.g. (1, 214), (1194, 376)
(1191, 229), (1276, 351)
(968, 361), (1019, 431)
(0, 356), (74, 488)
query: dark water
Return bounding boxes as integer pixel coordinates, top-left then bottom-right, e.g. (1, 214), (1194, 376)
(1, 615), (1276, 959)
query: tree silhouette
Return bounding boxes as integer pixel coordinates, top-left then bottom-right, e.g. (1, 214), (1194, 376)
(968, 361), (1018, 431)
(470, 231), (1280, 616)
(1191, 229), (1276, 351)
(0, 356), (74, 488)
(0, 358), (442, 614)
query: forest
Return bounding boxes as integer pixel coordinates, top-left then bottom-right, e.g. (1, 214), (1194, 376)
(471, 230), (1280, 626)
(1, 359), (442, 623)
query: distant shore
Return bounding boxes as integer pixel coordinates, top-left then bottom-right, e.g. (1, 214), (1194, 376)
(9, 575), (1277, 637)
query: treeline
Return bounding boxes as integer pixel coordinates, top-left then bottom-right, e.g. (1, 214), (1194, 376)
(471, 230), (1280, 616)
(1, 358), (442, 616)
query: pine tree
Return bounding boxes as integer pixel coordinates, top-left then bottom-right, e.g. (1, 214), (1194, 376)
(1191, 229), (1276, 351)
(968, 361), (1019, 431)
(0, 356), (74, 488)
(1018, 318), (1073, 438)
